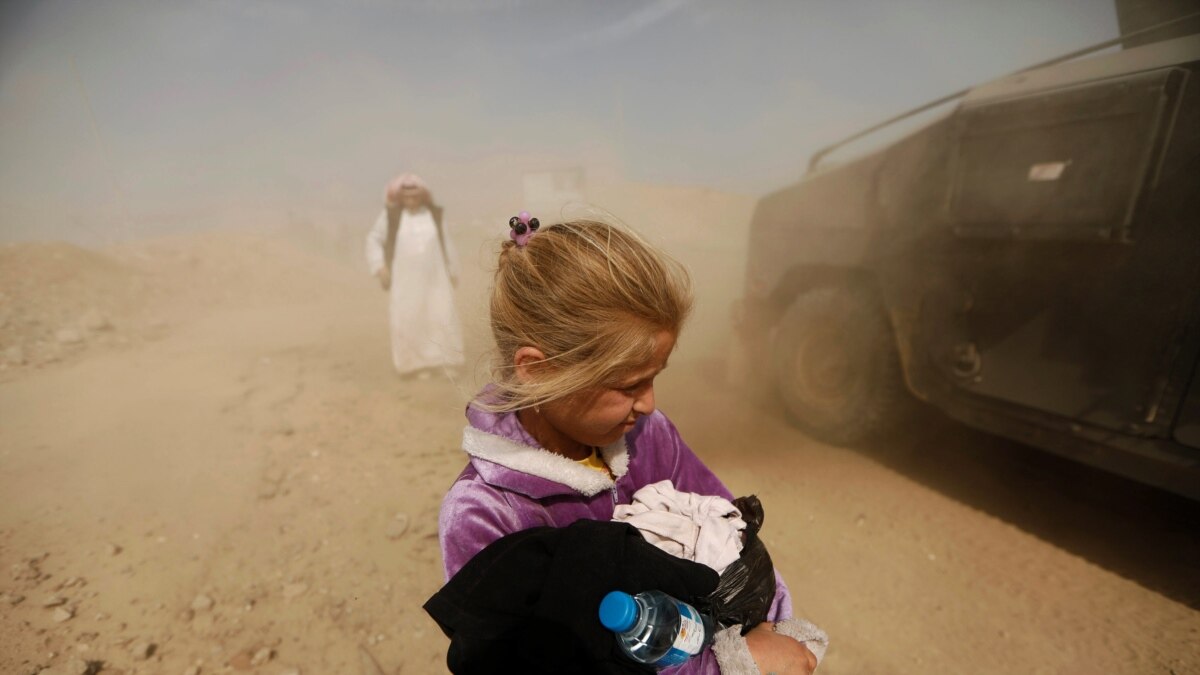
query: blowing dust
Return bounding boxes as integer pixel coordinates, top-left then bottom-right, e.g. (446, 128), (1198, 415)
(4, 179), (1197, 675)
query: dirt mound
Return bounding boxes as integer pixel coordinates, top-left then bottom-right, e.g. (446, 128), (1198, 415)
(0, 241), (149, 370)
(0, 231), (365, 375)
(112, 229), (363, 310)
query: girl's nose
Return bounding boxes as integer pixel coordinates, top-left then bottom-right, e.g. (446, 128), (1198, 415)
(632, 386), (656, 416)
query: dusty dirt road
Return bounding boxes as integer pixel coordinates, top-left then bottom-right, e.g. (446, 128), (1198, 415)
(2, 231), (1198, 675)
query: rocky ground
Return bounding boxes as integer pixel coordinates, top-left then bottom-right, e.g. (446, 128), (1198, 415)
(1, 230), (1197, 674)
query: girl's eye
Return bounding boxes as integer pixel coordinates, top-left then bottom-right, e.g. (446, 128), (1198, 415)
(620, 379), (650, 395)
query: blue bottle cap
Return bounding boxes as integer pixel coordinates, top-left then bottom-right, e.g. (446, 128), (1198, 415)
(598, 591), (638, 632)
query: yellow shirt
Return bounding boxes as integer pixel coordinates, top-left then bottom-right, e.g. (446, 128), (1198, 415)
(576, 448), (613, 479)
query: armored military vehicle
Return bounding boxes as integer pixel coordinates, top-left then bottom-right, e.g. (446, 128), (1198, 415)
(734, 25), (1200, 499)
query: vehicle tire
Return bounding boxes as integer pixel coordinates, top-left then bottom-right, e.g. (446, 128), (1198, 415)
(772, 285), (908, 445)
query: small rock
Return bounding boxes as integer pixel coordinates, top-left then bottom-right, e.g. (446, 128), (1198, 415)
(52, 606), (74, 622)
(191, 593), (214, 611)
(11, 556), (46, 582)
(385, 513), (410, 540)
(105, 543), (123, 556)
(43, 594), (69, 607)
(229, 651), (253, 670)
(190, 612), (215, 633)
(250, 647), (273, 666)
(79, 309), (113, 332)
(56, 328), (84, 344)
(38, 658), (92, 675)
(359, 646), (386, 675)
(282, 582), (308, 599)
(130, 640), (157, 660)
(3, 345), (25, 365)
(2, 591), (24, 605)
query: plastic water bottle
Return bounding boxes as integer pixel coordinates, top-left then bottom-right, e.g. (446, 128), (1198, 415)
(598, 590), (715, 667)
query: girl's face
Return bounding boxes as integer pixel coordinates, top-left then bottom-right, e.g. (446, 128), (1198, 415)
(537, 330), (677, 455)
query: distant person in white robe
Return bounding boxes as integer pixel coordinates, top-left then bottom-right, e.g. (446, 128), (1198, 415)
(365, 173), (464, 378)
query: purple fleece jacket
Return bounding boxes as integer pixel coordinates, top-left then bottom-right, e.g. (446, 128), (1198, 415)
(437, 399), (794, 673)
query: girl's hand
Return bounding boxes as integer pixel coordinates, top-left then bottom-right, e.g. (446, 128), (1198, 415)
(744, 622), (818, 675)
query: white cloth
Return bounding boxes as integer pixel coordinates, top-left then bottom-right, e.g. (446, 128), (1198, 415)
(365, 207), (464, 374)
(612, 479), (746, 575)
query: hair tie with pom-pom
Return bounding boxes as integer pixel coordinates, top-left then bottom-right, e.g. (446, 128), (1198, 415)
(508, 211), (540, 247)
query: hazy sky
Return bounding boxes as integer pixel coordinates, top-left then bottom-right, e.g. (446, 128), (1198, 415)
(0, 0), (1119, 242)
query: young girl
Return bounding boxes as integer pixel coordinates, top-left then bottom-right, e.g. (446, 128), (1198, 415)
(438, 216), (824, 673)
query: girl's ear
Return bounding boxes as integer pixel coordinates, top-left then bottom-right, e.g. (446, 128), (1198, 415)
(513, 346), (548, 384)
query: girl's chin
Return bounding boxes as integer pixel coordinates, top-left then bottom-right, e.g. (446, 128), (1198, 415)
(592, 430), (629, 446)
(582, 423), (636, 448)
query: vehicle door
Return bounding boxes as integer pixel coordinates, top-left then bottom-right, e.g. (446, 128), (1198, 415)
(915, 63), (1200, 440)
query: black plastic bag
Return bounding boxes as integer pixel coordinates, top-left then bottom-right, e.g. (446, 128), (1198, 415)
(424, 520), (719, 674)
(699, 495), (777, 635)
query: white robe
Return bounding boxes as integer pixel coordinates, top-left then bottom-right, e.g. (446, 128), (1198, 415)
(365, 207), (464, 374)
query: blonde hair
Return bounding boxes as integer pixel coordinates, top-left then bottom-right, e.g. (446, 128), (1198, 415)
(485, 219), (693, 411)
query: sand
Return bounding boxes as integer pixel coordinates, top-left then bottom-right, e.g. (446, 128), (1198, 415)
(1, 229), (1197, 675)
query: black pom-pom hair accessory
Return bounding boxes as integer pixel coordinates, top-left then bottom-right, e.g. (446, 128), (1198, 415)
(508, 210), (540, 247)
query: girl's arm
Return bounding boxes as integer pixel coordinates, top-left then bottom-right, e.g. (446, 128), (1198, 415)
(643, 412), (796, 621)
(643, 411), (735, 501)
(642, 413), (828, 671)
(438, 477), (524, 581)
(729, 624), (819, 675)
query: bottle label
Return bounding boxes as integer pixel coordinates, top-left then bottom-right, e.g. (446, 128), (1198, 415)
(656, 601), (706, 666)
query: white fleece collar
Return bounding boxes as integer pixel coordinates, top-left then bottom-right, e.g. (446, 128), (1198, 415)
(461, 426), (631, 497)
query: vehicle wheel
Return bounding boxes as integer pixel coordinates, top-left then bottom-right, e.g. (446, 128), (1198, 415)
(772, 285), (908, 445)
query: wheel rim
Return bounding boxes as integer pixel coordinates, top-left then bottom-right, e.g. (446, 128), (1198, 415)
(785, 322), (860, 411)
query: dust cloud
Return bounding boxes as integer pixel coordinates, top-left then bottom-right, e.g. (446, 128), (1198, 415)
(3, 2), (1198, 675)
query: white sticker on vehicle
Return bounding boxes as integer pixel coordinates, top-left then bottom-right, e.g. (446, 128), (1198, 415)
(1028, 161), (1069, 181)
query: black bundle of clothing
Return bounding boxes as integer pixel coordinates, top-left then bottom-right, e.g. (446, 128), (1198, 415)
(424, 500), (779, 675)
